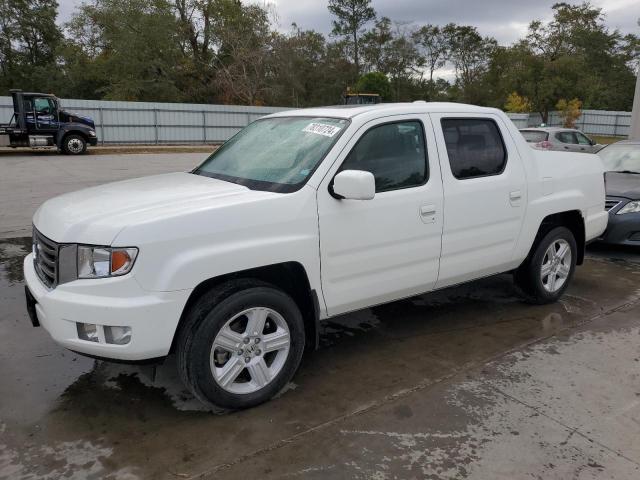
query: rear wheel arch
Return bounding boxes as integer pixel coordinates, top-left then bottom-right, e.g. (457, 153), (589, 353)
(525, 210), (585, 266)
(171, 262), (319, 355)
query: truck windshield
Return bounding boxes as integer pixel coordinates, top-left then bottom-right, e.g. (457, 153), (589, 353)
(194, 116), (349, 192)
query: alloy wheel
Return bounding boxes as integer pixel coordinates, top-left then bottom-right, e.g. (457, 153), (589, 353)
(540, 239), (572, 293)
(209, 307), (291, 394)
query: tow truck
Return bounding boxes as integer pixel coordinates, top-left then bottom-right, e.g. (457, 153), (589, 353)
(0, 89), (97, 154)
(343, 91), (381, 105)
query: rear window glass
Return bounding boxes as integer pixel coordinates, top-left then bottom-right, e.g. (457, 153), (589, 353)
(520, 130), (548, 143)
(441, 118), (507, 180)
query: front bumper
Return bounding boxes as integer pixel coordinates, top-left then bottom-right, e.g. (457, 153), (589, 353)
(87, 137), (98, 146)
(24, 253), (191, 361)
(598, 211), (640, 246)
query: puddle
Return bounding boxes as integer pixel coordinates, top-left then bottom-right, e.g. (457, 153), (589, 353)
(0, 236), (30, 285)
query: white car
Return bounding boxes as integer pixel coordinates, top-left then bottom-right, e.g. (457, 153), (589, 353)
(24, 102), (608, 410)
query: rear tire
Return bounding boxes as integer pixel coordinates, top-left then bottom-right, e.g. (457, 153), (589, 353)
(514, 226), (577, 304)
(176, 279), (305, 411)
(61, 134), (87, 155)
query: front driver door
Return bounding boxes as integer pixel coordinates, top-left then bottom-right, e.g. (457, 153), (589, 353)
(575, 132), (596, 153)
(555, 131), (580, 152)
(317, 115), (444, 316)
(32, 97), (59, 134)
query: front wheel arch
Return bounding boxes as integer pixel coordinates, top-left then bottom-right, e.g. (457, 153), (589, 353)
(59, 132), (88, 155)
(170, 262), (319, 355)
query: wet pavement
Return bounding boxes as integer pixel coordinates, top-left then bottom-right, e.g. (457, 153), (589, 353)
(1, 238), (639, 479)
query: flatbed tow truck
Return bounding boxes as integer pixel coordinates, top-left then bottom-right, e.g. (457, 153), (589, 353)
(0, 89), (97, 154)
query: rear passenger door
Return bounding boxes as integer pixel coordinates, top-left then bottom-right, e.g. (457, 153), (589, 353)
(317, 115), (443, 315)
(430, 114), (527, 289)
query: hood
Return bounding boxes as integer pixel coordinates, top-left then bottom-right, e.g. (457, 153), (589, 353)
(61, 110), (95, 129)
(33, 172), (262, 244)
(605, 171), (640, 200)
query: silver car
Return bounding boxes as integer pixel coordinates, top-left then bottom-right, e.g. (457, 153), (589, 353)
(519, 127), (602, 153)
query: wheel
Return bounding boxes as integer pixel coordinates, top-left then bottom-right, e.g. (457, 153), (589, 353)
(514, 226), (577, 304)
(176, 279), (305, 411)
(61, 134), (87, 155)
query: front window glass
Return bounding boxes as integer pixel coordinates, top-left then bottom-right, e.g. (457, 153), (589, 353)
(195, 117), (348, 192)
(340, 121), (428, 192)
(576, 133), (592, 145)
(599, 144), (640, 173)
(556, 131), (577, 144)
(34, 98), (54, 114)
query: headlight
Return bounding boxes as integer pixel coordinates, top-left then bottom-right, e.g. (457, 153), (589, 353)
(617, 201), (640, 215)
(88, 130), (96, 136)
(77, 246), (138, 278)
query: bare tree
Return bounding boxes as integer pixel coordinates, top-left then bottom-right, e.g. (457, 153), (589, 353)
(412, 24), (449, 82)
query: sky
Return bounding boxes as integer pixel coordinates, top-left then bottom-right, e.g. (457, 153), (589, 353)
(57, 0), (640, 46)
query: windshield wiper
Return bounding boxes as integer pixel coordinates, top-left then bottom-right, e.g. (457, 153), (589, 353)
(615, 170), (640, 174)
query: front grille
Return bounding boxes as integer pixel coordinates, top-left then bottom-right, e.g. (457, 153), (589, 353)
(33, 228), (59, 288)
(605, 198), (621, 211)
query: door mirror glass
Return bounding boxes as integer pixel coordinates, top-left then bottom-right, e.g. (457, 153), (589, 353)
(332, 170), (376, 200)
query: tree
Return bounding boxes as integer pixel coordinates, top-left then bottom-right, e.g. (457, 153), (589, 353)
(521, 2), (638, 114)
(556, 98), (582, 127)
(356, 71), (390, 99)
(0, 0), (63, 92)
(328, 0), (376, 80)
(66, 0), (185, 102)
(212, 2), (274, 105)
(271, 25), (328, 107)
(384, 24), (420, 101)
(412, 24), (449, 82)
(504, 92), (532, 112)
(360, 17), (392, 74)
(443, 24), (497, 103)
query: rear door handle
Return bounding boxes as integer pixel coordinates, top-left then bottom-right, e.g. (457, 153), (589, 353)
(509, 190), (522, 206)
(419, 204), (436, 223)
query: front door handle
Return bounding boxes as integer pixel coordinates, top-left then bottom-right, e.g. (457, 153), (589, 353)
(509, 190), (522, 206)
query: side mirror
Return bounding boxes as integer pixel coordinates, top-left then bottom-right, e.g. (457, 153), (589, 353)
(332, 170), (375, 200)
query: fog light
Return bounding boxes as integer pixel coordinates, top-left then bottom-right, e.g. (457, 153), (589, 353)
(104, 326), (131, 345)
(77, 323), (99, 342)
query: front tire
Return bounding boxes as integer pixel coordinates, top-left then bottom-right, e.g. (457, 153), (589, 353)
(515, 226), (577, 304)
(176, 280), (305, 411)
(61, 134), (87, 155)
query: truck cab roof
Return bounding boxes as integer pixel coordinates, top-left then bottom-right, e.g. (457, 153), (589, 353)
(266, 102), (501, 121)
(10, 89), (57, 98)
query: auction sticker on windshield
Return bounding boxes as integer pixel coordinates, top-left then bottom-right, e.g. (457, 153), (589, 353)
(303, 123), (342, 137)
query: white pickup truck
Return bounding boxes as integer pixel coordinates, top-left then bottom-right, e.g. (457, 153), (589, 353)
(24, 102), (608, 410)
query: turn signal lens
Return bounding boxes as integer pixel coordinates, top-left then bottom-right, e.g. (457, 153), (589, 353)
(111, 249), (133, 275)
